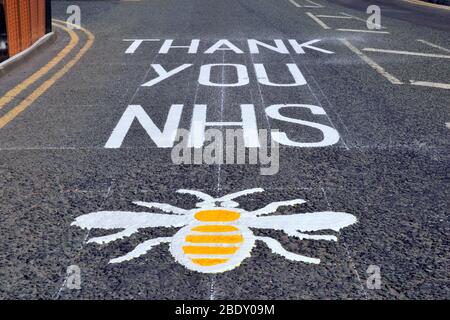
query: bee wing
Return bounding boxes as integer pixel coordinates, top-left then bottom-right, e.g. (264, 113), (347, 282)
(242, 211), (357, 232)
(71, 211), (190, 230)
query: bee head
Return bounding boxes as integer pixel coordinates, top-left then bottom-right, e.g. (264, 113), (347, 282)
(177, 188), (264, 209)
(195, 199), (240, 208)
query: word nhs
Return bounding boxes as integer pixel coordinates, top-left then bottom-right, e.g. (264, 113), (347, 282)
(105, 104), (340, 149)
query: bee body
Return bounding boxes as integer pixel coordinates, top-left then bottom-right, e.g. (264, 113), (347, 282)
(72, 188), (358, 273)
(169, 209), (255, 273)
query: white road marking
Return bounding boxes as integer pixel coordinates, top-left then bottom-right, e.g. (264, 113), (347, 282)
(337, 29), (389, 34)
(340, 39), (402, 85)
(289, 0), (301, 7)
(123, 39), (159, 54)
(362, 48), (450, 59)
(339, 12), (367, 22)
(316, 15), (353, 19)
(289, 0), (323, 7)
(306, 12), (330, 29)
(303, 0), (324, 8)
(410, 80), (450, 90)
(446, 123), (450, 130)
(417, 39), (450, 53)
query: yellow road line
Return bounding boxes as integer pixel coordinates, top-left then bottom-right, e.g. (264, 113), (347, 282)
(0, 21), (95, 129)
(0, 24), (78, 110)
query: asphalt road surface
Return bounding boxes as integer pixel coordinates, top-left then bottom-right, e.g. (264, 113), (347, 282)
(0, 0), (449, 299)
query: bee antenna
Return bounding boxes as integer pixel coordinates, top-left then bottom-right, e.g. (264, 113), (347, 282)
(176, 189), (214, 201)
(218, 188), (264, 201)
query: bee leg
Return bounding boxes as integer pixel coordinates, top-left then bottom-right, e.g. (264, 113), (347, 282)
(285, 230), (338, 242)
(109, 237), (172, 264)
(247, 199), (306, 217)
(255, 236), (320, 264)
(87, 228), (139, 244)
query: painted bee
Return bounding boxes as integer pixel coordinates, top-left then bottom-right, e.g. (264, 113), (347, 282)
(71, 188), (357, 273)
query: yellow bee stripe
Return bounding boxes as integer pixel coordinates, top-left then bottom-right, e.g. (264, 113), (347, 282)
(191, 258), (229, 266)
(185, 235), (243, 244)
(183, 246), (239, 255)
(194, 210), (240, 222)
(191, 225), (239, 232)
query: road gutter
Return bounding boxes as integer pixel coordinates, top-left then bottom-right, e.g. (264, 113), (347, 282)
(0, 32), (56, 76)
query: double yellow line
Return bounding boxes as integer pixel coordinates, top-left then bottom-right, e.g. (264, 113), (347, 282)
(0, 20), (95, 129)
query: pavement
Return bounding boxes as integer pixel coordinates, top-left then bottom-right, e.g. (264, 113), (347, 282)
(0, 0), (449, 299)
